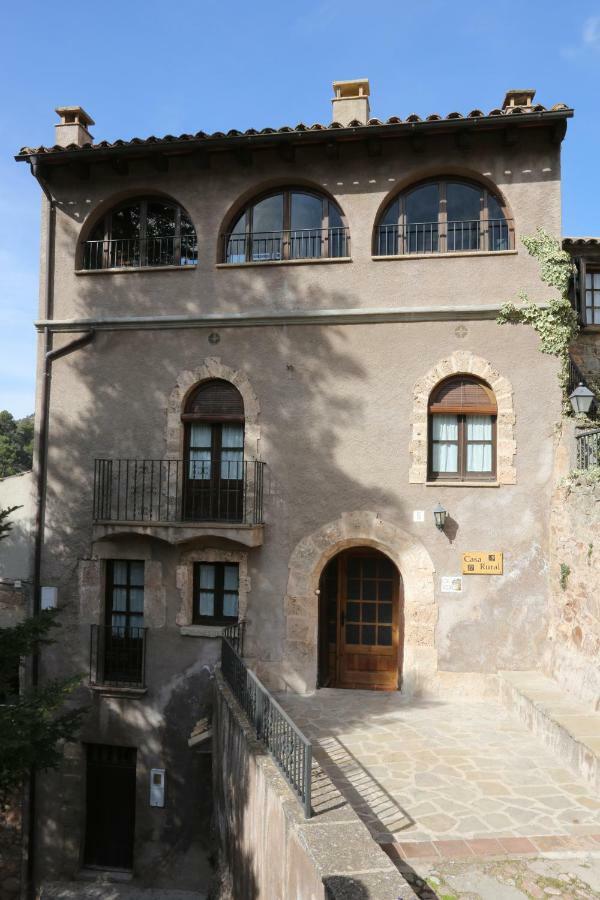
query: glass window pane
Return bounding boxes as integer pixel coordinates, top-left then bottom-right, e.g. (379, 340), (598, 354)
(129, 561), (145, 586)
(432, 442), (458, 473)
(328, 204), (343, 228)
(487, 194), (504, 221)
(345, 624), (360, 644)
(199, 592), (214, 616)
(362, 580), (376, 601)
(129, 588), (144, 613)
(362, 559), (376, 578)
(110, 204), (141, 240)
(406, 184), (439, 223)
(347, 579), (360, 600)
(198, 565), (215, 589)
(129, 615), (144, 630)
(224, 565), (239, 590)
(378, 581), (392, 601)
(189, 449), (211, 480)
(146, 203), (176, 238)
(467, 444), (492, 472)
(466, 415), (492, 440)
(362, 625), (376, 645)
(291, 193), (322, 230)
(381, 199), (400, 226)
(221, 424), (244, 448)
(447, 183), (481, 221)
(112, 561), (128, 585)
(346, 601), (360, 621)
(378, 626), (392, 646)
(361, 603), (376, 622)
(593, 272), (600, 288)
(377, 558), (395, 578)
(221, 450), (243, 480)
(432, 415), (458, 440)
(112, 588), (127, 611)
(379, 603), (393, 623)
(190, 423), (212, 448)
(252, 194), (284, 233)
(223, 592), (238, 618)
(111, 614), (126, 629)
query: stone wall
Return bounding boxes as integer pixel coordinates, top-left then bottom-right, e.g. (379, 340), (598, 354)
(212, 669), (412, 900)
(547, 424), (600, 707)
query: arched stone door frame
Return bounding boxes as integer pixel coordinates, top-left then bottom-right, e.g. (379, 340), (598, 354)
(283, 511), (437, 694)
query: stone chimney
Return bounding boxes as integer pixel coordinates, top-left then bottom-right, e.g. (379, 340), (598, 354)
(54, 106), (95, 147)
(502, 89), (536, 110)
(332, 79), (370, 125)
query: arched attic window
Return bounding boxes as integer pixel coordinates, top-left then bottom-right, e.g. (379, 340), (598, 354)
(375, 178), (513, 256)
(83, 196), (197, 270)
(223, 188), (348, 263)
(182, 380), (245, 521)
(428, 376), (497, 481)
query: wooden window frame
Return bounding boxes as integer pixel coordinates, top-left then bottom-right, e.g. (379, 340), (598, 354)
(375, 178), (513, 256)
(193, 561), (240, 625)
(581, 263), (600, 327)
(427, 377), (498, 482)
(105, 560), (145, 628)
(222, 188), (347, 263)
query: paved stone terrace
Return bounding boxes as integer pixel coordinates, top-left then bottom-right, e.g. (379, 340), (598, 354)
(277, 690), (600, 855)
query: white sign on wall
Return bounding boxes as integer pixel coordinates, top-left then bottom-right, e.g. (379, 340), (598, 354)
(440, 576), (463, 593)
(412, 510), (425, 523)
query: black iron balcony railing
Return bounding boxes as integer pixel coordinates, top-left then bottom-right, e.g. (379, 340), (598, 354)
(93, 458), (265, 525)
(224, 226), (349, 263)
(82, 234), (198, 270)
(221, 635), (312, 817)
(576, 429), (600, 470)
(89, 625), (147, 688)
(375, 218), (514, 256)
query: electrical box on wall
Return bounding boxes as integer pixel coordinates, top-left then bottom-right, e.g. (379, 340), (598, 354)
(149, 768), (166, 807)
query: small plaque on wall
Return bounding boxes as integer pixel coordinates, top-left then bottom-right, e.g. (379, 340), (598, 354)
(440, 576), (463, 593)
(462, 552), (503, 575)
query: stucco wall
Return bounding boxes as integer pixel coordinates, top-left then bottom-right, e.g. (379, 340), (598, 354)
(0, 470), (34, 585)
(547, 425), (600, 707)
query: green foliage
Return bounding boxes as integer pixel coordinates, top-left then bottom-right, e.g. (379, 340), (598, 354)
(563, 466), (600, 488)
(559, 563), (570, 591)
(0, 411), (34, 478)
(0, 505), (21, 542)
(0, 543), (85, 800)
(497, 228), (579, 408)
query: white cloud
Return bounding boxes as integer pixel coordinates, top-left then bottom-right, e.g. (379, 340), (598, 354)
(562, 15), (600, 58)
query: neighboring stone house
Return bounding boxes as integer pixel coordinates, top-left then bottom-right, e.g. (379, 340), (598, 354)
(14, 82), (577, 891)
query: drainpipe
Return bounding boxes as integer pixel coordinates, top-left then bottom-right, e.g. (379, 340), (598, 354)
(25, 160), (95, 900)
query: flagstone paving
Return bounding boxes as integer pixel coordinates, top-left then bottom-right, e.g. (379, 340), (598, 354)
(277, 690), (600, 847)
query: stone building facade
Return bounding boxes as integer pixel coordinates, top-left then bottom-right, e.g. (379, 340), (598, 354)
(15, 82), (575, 890)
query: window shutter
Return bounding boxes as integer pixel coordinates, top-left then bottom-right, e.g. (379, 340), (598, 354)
(429, 376), (497, 414)
(183, 380), (244, 421)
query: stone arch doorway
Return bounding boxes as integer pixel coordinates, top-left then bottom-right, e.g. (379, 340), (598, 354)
(318, 547), (403, 691)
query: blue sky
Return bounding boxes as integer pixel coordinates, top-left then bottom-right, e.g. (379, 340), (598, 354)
(1, 0), (599, 417)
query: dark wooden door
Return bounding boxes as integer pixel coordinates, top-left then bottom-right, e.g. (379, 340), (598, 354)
(84, 744), (137, 869)
(319, 550), (401, 691)
(184, 422), (244, 521)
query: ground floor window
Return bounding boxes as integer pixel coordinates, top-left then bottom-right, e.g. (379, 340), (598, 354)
(193, 562), (239, 624)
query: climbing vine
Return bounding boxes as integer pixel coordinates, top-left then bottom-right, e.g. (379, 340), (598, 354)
(497, 228), (578, 411)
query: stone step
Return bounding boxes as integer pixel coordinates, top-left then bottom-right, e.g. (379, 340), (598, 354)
(40, 883), (206, 900)
(499, 670), (600, 791)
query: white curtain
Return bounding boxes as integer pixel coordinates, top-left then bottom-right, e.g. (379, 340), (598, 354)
(466, 416), (492, 472)
(221, 424), (244, 480)
(198, 564), (215, 616)
(432, 415), (458, 473)
(189, 423), (212, 479)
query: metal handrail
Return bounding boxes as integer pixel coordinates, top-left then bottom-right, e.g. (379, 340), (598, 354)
(575, 429), (600, 469)
(223, 226), (349, 263)
(83, 234), (198, 269)
(93, 458), (265, 526)
(221, 636), (312, 818)
(375, 217), (514, 255)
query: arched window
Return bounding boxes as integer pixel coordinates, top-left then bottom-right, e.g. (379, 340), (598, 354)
(182, 380), (245, 521)
(223, 188), (348, 263)
(375, 179), (513, 256)
(428, 376), (497, 481)
(83, 196), (197, 270)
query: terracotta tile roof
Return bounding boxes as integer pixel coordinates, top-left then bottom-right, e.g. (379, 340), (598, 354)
(563, 236), (600, 247)
(16, 103), (572, 159)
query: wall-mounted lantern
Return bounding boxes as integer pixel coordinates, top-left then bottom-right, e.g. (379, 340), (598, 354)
(433, 503), (448, 531)
(569, 383), (595, 416)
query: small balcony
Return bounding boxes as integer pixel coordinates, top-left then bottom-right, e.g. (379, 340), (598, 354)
(92, 458), (265, 547)
(223, 226), (349, 264)
(375, 218), (514, 256)
(82, 234), (198, 270)
(89, 625), (148, 693)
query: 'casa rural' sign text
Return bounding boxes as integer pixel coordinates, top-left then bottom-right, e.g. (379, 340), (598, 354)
(462, 552), (503, 575)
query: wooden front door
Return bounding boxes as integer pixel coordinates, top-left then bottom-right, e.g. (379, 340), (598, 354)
(84, 744), (137, 870)
(318, 549), (401, 691)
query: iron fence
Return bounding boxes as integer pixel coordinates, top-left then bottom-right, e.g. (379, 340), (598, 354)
(224, 226), (349, 263)
(93, 458), (265, 525)
(83, 234), (198, 270)
(222, 619), (245, 655)
(375, 218), (514, 255)
(576, 429), (600, 470)
(89, 625), (147, 688)
(221, 636), (312, 818)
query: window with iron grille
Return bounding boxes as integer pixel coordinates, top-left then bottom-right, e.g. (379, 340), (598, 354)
(428, 376), (497, 481)
(193, 562), (239, 624)
(585, 270), (600, 325)
(375, 178), (513, 256)
(222, 188), (348, 263)
(106, 560), (144, 629)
